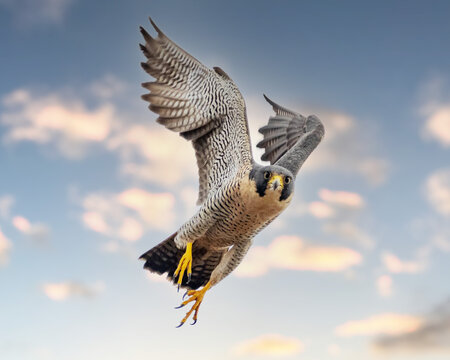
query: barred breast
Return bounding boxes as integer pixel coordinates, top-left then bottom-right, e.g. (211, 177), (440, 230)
(196, 169), (293, 250)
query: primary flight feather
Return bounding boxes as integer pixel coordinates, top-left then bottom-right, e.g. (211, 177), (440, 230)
(138, 18), (325, 327)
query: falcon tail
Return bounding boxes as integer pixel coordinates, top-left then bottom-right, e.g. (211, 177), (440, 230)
(139, 233), (224, 290)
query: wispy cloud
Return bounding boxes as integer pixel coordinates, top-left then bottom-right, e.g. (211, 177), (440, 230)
(0, 0), (74, 26)
(0, 195), (14, 219)
(231, 333), (303, 357)
(356, 158), (390, 187)
(1, 88), (115, 158)
(381, 252), (426, 274)
(12, 215), (50, 244)
(81, 188), (175, 242)
(308, 189), (364, 219)
(0, 227), (12, 266)
(425, 168), (450, 217)
(327, 343), (342, 356)
(234, 235), (362, 277)
(373, 299), (450, 353)
(107, 124), (196, 187)
(324, 222), (375, 249)
(318, 189), (365, 208)
(376, 275), (393, 298)
(1, 84), (198, 189)
(308, 201), (335, 219)
(307, 189), (375, 249)
(41, 281), (105, 301)
(88, 74), (127, 100)
(419, 76), (450, 148)
(336, 313), (423, 337)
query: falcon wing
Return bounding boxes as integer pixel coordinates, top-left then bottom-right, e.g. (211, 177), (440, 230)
(257, 95), (324, 177)
(140, 19), (253, 204)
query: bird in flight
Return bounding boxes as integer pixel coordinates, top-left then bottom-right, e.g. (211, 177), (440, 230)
(139, 18), (325, 327)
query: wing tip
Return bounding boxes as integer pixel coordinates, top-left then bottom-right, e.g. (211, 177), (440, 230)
(149, 17), (165, 37)
(140, 61), (150, 72)
(139, 25), (153, 43)
(263, 93), (275, 106)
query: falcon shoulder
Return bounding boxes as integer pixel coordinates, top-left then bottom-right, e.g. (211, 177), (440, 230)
(140, 18), (253, 204)
(257, 95), (324, 177)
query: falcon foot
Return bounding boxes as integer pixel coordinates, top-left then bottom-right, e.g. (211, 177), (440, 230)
(175, 281), (211, 327)
(174, 242), (193, 290)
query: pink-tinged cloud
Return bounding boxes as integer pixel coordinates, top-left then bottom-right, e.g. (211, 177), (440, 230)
(107, 124), (196, 186)
(336, 313), (423, 337)
(0, 195), (15, 219)
(82, 211), (110, 234)
(232, 334), (304, 357)
(382, 252), (426, 274)
(12, 215), (31, 233)
(118, 217), (143, 242)
(377, 275), (393, 297)
(373, 298), (450, 353)
(309, 189), (365, 222)
(328, 344), (341, 356)
(42, 281), (105, 301)
(319, 189), (364, 208)
(425, 168), (450, 216)
(0, 227), (12, 266)
(117, 188), (175, 231)
(233, 247), (269, 277)
(423, 106), (450, 147)
(235, 235), (362, 277)
(11, 215), (50, 243)
(308, 201), (335, 218)
(145, 272), (169, 284)
(357, 158), (390, 187)
(81, 188), (175, 242)
(1, 89), (115, 158)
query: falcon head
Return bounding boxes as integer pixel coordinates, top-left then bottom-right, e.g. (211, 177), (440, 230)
(250, 165), (294, 201)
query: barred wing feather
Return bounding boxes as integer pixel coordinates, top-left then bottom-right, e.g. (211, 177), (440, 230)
(257, 95), (324, 176)
(140, 18), (252, 204)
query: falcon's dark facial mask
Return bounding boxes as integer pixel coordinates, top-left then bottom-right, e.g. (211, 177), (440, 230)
(249, 166), (294, 201)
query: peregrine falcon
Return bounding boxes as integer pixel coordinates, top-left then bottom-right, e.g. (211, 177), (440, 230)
(139, 18), (325, 327)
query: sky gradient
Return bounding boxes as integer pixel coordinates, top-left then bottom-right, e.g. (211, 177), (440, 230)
(1, 1), (450, 359)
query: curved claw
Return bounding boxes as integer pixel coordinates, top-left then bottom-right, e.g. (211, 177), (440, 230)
(176, 322), (185, 328)
(190, 319), (197, 326)
(174, 304), (185, 309)
(182, 290), (189, 301)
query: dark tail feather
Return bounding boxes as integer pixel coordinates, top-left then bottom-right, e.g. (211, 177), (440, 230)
(139, 232), (182, 276)
(139, 233), (225, 290)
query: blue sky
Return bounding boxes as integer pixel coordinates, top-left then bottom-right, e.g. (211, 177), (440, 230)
(1, 1), (450, 359)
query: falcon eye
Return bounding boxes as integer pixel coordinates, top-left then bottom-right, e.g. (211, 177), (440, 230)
(263, 171), (271, 180)
(285, 176), (291, 184)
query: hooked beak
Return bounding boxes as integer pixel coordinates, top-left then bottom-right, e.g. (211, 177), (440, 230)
(268, 175), (284, 190)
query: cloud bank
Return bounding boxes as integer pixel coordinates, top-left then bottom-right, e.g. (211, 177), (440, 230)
(232, 334), (303, 357)
(235, 235), (362, 277)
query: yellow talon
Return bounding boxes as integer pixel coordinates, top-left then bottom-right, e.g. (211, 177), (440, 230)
(174, 242), (193, 288)
(176, 281), (211, 327)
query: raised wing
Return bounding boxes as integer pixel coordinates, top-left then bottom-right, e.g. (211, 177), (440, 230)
(140, 19), (252, 204)
(257, 95), (324, 177)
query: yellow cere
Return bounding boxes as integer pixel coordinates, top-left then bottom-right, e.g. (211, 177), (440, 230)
(268, 174), (284, 189)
